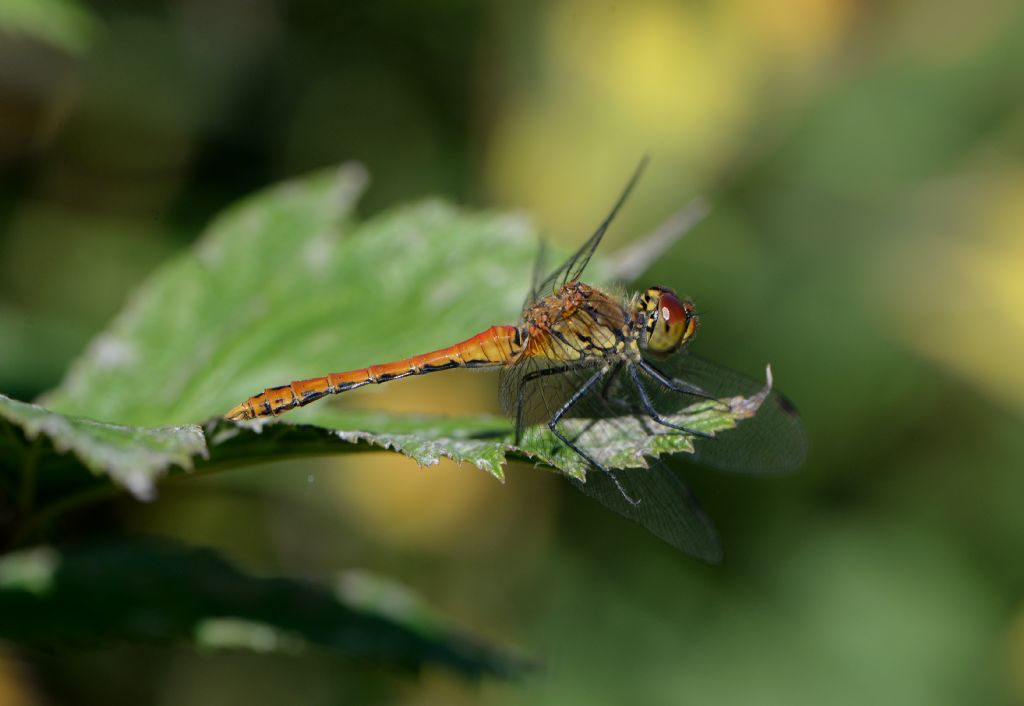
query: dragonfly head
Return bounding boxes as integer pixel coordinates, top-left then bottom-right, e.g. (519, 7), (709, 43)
(639, 286), (698, 356)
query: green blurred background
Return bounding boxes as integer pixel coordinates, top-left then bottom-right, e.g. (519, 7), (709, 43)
(2, 0), (1024, 703)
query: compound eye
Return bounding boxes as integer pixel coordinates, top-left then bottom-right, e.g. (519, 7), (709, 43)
(646, 290), (695, 356)
(659, 293), (686, 326)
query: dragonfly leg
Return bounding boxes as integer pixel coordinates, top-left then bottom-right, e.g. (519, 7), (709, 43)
(628, 364), (714, 439)
(547, 366), (641, 506)
(639, 359), (726, 407)
(598, 362), (647, 414)
(598, 361), (624, 403)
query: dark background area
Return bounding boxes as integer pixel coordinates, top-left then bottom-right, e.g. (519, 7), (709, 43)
(2, 0), (1024, 703)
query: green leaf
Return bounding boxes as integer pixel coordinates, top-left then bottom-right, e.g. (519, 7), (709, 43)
(0, 393), (205, 502)
(0, 538), (532, 678)
(0, 0), (99, 55)
(515, 397), (764, 481)
(205, 410), (515, 481)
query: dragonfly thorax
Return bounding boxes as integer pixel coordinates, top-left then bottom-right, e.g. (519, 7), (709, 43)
(637, 286), (698, 356)
(518, 281), (629, 361)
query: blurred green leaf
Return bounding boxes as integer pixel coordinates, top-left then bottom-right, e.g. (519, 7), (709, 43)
(0, 0), (99, 54)
(0, 538), (531, 678)
(0, 306), (91, 397)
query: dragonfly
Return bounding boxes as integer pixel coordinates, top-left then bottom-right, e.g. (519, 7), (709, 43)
(226, 158), (807, 562)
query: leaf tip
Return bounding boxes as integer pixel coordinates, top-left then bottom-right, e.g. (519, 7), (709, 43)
(474, 456), (507, 482)
(728, 364), (774, 420)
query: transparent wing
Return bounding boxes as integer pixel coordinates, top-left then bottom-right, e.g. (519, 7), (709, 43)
(571, 458), (722, 563)
(501, 353), (724, 562)
(499, 354), (603, 438)
(641, 352), (808, 474)
(528, 156), (648, 307)
(521, 239), (550, 313)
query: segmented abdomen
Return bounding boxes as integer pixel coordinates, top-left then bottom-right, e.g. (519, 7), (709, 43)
(225, 325), (522, 420)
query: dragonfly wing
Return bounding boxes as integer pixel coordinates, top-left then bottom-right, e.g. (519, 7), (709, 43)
(529, 157), (649, 305)
(499, 355), (603, 440)
(501, 353), (724, 562)
(571, 458), (722, 563)
(642, 352), (809, 474)
(521, 239), (550, 313)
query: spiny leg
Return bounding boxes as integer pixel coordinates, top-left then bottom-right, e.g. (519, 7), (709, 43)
(639, 359), (726, 408)
(628, 363), (713, 439)
(546, 366), (640, 506)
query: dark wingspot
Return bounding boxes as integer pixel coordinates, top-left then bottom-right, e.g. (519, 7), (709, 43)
(775, 394), (800, 417)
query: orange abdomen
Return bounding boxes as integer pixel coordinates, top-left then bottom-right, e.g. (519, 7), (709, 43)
(226, 325), (522, 420)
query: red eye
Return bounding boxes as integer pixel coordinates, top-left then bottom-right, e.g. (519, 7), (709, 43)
(646, 288), (695, 355)
(659, 292), (686, 324)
